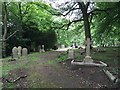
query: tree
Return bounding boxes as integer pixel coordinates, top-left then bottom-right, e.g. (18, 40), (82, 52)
(2, 2), (58, 56)
(93, 2), (120, 46)
(2, 2), (8, 58)
(43, 1), (112, 48)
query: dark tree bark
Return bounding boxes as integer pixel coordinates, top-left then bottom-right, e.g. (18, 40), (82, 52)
(2, 2), (7, 58)
(78, 2), (91, 40)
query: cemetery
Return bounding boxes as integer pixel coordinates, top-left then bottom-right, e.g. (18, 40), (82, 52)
(1, 1), (120, 89)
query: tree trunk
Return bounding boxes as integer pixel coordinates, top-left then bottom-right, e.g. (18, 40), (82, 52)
(83, 12), (91, 40)
(78, 2), (92, 41)
(2, 2), (7, 58)
(80, 3), (92, 49)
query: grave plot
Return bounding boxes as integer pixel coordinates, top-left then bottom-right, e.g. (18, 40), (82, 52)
(71, 38), (107, 67)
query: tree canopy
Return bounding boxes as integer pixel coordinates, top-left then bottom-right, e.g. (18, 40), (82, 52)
(1, 1), (120, 57)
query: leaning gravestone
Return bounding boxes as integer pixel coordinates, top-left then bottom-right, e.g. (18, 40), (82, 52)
(18, 46), (22, 58)
(12, 47), (18, 59)
(22, 48), (28, 56)
(67, 49), (74, 60)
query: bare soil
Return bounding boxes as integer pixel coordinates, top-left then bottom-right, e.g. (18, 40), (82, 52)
(2, 51), (117, 88)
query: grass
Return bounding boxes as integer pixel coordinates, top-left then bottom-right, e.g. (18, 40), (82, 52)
(56, 47), (119, 76)
(1, 47), (120, 88)
(2, 53), (40, 76)
(2, 53), (41, 88)
(56, 52), (67, 62)
(2, 52), (60, 88)
(74, 47), (119, 76)
(74, 47), (119, 65)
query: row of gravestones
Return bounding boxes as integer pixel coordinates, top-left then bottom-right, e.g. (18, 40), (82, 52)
(12, 46), (28, 59)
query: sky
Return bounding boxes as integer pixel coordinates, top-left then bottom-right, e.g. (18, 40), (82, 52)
(43, 0), (81, 21)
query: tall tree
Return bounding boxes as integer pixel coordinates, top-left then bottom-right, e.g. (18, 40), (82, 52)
(43, 1), (108, 47)
(2, 2), (7, 57)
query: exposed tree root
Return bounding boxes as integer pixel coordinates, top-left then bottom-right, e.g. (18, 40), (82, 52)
(4, 75), (27, 83)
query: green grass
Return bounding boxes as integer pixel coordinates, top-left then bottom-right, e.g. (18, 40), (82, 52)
(2, 47), (119, 88)
(74, 47), (119, 76)
(56, 52), (67, 62)
(74, 47), (119, 65)
(2, 53), (41, 88)
(2, 53), (40, 77)
(2, 52), (60, 88)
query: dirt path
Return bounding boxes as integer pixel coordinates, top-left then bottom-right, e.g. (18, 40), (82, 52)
(3, 51), (116, 88)
(27, 51), (115, 88)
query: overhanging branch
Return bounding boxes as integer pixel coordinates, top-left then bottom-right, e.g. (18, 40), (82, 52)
(0, 30), (19, 42)
(52, 18), (84, 30)
(6, 30), (19, 41)
(88, 8), (111, 15)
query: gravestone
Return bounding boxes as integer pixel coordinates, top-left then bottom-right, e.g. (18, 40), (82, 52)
(22, 48), (28, 56)
(83, 38), (93, 63)
(18, 46), (22, 58)
(61, 44), (65, 48)
(12, 47), (18, 59)
(67, 49), (74, 59)
(38, 45), (42, 53)
(71, 38), (107, 67)
(42, 45), (45, 52)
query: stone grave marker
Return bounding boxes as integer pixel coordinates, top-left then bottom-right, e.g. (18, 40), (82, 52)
(67, 49), (74, 59)
(38, 45), (42, 53)
(61, 44), (65, 48)
(83, 38), (93, 63)
(18, 46), (22, 58)
(71, 38), (107, 67)
(22, 48), (28, 56)
(42, 45), (45, 52)
(12, 47), (18, 59)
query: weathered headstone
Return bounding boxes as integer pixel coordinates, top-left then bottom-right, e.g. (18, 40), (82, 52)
(83, 38), (93, 63)
(18, 46), (22, 58)
(38, 45), (42, 53)
(12, 47), (18, 59)
(22, 48), (28, 56)
(72, 43), (75, 48)
(61, 44), (65, 48)
(67, 49), (74, 59)
(42, 45), (45, 52)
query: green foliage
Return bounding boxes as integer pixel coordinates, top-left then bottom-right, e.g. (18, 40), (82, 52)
(3, 1), (120, 56)
(56, 22), (85, 46)
(3, 2), (58, 56)
(93, 2), (120, 46)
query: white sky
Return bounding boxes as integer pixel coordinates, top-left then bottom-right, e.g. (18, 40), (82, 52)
(43, 0), (80, 21)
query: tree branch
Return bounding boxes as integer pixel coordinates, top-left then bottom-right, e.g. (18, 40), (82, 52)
(52, 18), (84, 30)
(22, 5), (30, 17)
(86, 2), (90, 10)
(6, 30), (19, 41)
(62, 8), (80, 16)
(88, 8), (111, 15)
